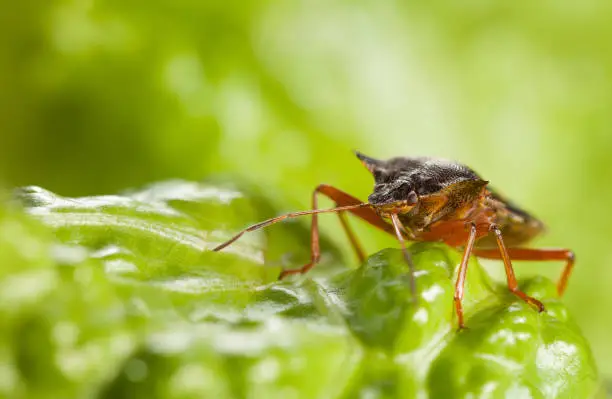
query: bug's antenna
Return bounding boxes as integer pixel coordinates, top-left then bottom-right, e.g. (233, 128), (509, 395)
(212, 203), (371, 252)
(390, 213), (418, 303)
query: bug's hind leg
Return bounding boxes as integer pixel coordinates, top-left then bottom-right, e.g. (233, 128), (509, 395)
(279, 184), (391, 279)
(484, 226), (546, 312)
(473, 247), (575, 296)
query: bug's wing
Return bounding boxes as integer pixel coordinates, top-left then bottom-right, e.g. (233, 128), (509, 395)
(475, 187), (546, 249)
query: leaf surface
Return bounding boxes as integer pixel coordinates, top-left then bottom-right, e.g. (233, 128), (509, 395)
(1, 180), (599, 398)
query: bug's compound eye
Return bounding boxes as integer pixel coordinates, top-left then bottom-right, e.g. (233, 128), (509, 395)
(395, 181), (416, 201)
(407, 191), (418, 205)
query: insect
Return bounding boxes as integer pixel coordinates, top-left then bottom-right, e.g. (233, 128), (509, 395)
(213, 151), (575, 328)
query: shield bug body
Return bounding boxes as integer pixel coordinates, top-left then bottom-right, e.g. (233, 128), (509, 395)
(213, 152), (574, 328)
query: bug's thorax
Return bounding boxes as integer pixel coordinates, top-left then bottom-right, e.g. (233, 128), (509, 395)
(407, 188), (495, 246)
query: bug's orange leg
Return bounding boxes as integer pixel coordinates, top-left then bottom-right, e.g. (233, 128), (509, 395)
(337, 211), (367, 263)
(473, 248), (575, 296)
(213, 184), (394, 279)
(489, 226), (545, 312)
(390, 213), (417, 302)
(278, 184), (389, 279)
(278, 186), (324, 279)
(454, 223), (478, 330)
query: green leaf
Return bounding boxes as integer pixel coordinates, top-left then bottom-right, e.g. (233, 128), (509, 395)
(3, 180), (600, 398)
(0, 204), (140, 399)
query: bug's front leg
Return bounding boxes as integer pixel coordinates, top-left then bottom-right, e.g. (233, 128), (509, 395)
(279, 184), (392, 279)
(277, 185), (324, 279)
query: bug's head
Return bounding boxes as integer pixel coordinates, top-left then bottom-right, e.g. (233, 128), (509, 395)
(355, 150), (488, 218)
(366, 177), (419, 216)
(355, 151), (419, 215)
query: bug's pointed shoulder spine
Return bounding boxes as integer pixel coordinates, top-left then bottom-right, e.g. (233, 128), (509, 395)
(354, 150), (385, 173)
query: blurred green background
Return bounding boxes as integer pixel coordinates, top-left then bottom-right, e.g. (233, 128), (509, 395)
(2, 0), (612, 377)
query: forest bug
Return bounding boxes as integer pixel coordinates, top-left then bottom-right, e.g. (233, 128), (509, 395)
(213, 151), (575, 329)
